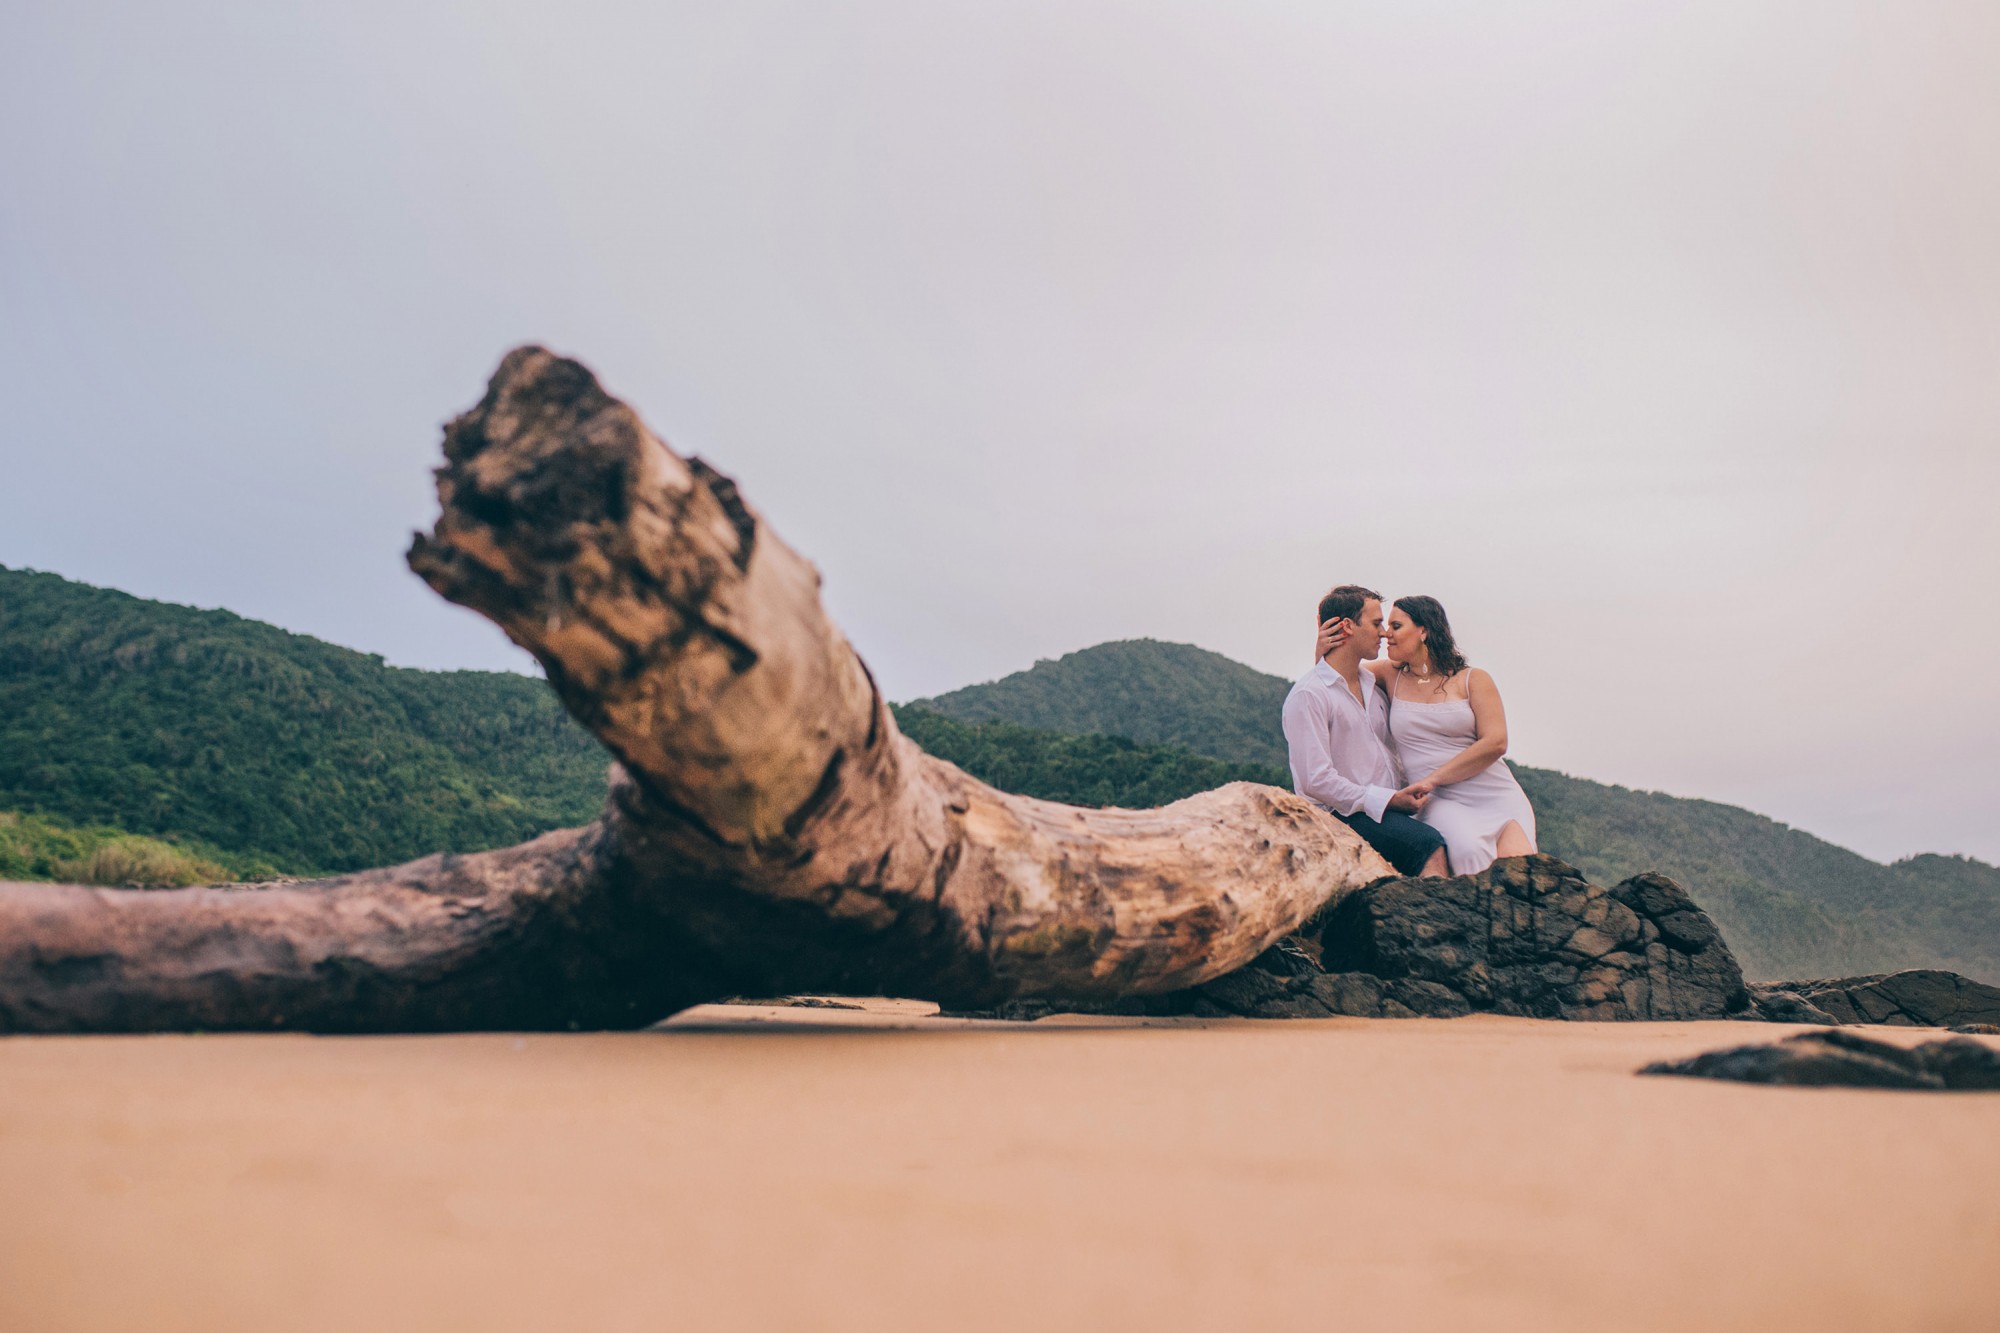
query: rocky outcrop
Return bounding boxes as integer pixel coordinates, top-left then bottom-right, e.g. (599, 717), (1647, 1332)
(951, 859), (2000, 1034)
(1744, 986), (1842, 1025)
(962, 856), (1753, 1022)
(1642, 1028), (2000, 1090)
(1173, 936), (1476, 1020)
(1299, 856), (1750, 1020)
(1751, 970), (2000, 1029)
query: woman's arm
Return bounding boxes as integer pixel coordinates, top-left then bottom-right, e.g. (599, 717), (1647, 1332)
(1406, 668), (1510, 790)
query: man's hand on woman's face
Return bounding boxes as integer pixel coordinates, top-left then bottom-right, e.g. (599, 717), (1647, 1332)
(1315, 617), (1351, 661)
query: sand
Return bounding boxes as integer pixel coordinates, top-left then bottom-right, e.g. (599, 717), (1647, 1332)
(2, 1005), (1996, 1332)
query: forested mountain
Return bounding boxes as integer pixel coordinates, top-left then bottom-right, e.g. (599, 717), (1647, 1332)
(893, 707), (1286, 810)
(5, 568), (1995, 983)
(915, 639), (1293, 769)
(0, 565), (605, 874)
(918, 640), (2000, 982)
(1517, 768), (2000, 982)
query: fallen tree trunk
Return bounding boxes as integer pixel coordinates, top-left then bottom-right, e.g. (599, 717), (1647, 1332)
(0, 347), (1389, 1033)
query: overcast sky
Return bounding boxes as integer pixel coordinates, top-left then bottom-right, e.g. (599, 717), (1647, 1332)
(4, 2), (1997, 864)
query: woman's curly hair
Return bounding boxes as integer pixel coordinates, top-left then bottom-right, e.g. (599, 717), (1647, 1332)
(1392, 594), (1469, 678)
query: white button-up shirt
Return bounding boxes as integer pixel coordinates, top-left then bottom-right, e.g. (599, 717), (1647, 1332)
(1280, 660), (1403, 823)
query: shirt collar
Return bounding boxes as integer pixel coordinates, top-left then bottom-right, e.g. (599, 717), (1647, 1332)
(1313, 659), (1372, 704)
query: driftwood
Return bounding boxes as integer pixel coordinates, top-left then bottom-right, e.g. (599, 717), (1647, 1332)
(0, 347), (1390, 1033)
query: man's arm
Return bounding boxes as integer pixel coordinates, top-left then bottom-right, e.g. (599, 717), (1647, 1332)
(1281, 687), (1397, 823)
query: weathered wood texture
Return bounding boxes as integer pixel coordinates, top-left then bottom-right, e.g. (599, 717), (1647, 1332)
(0, 347), (1389, 1033)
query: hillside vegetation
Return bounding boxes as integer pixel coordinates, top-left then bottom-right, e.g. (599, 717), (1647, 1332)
(894, 707), (1287, 809)
(0, 808), (281, 887)
(0, 565), (606, 875)
(916, 639), (1293, 769)
(4, 569), (1994, 982)
(920, 640), (2000, 982)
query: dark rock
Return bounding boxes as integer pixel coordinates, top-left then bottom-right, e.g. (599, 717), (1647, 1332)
(1248, 988), (1339, 1019)
(723, 995), (867, 1010)
(942, 997), (1066, 1021)
(1746, 985), (1840, 1025)
(1307, 971), (1386, 1016)
(1385, 977), (1472, 1018)
(1172, 942), (1334, 1019)
(1755, 971), (2000, 1029)
(1950, 1023), (2000, 1036)
(938, 994), (1169, 1020)
(1182, 855), (1749, 1021)
(1922, 1037), (2000, 1090)
(1641, 1028), (2000, 1091)
(1196, 964), (1294, 1013)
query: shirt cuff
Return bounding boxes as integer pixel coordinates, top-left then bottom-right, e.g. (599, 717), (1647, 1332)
(1361, 785), (1396, 824)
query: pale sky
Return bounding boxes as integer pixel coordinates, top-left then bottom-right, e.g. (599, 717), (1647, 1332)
(4, 2), (1997, 864)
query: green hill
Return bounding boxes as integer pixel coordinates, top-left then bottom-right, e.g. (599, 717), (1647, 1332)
(917, 640), (2000, 983)
(915, 639), (1293, 769)
(1517, 767), (2000, 982)
(893, 707), (1287, 809)
(0, 808), (283, 887)
(0, 565), (606, 874)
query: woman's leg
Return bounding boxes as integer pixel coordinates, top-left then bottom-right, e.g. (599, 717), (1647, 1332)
(1417, 804), (1475, 876)
(1495, 820), (1533, 859)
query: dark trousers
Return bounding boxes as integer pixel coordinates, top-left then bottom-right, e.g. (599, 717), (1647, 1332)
(1335, 808), (1447, 876)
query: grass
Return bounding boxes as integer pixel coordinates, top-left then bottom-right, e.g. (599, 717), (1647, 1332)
(0, 809), (281, 887)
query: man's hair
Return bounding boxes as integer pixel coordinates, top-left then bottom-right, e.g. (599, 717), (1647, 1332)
(1317, 584), (1382, 626)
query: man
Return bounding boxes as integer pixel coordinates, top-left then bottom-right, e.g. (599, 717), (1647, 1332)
(1280, 584), (1449, 877)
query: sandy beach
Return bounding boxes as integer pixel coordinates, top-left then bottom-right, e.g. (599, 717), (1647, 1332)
(3, 1006), (1996, 1332)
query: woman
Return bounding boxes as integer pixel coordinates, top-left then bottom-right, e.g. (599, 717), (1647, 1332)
(1315, 595), (1536, 874)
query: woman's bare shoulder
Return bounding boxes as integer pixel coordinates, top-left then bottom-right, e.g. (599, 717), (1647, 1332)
(1365, 658), (1396, 681)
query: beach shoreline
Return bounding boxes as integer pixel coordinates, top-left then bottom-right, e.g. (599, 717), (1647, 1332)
(4, 1006), (1995, 1331)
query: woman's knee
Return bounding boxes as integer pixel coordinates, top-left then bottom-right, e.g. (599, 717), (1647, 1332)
(1495, 820), (1533, 857)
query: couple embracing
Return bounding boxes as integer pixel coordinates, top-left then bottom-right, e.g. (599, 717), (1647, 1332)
(1281, 585), (1536, 878)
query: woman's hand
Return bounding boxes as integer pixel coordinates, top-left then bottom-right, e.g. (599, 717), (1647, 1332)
(1390, 781), (1434, 813)
(1315, 617), (1351, 662)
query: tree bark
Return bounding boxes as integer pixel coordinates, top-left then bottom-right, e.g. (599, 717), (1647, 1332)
(0, 347), (1390, 1033)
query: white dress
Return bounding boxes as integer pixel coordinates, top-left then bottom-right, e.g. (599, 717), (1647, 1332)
(1386, 680), (1537, 876)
